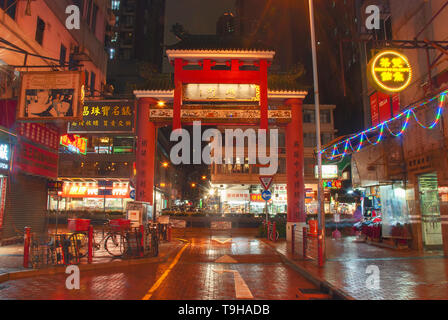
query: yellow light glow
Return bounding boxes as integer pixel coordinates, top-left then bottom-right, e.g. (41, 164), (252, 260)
(370, 50), (412, 93)
(157, 101), (166, 107)
(160, 183), (166, 187)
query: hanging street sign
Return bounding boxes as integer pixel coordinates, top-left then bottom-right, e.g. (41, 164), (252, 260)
(368, 50), (412, 94)
(259, 176), (274, 190)
(261, 190), (272, 201)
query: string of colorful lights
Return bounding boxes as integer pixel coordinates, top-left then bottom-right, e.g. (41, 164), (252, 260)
(321, 89), (448, 161)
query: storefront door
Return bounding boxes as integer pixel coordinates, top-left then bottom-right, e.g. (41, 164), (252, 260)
(418, 172), (443, 248)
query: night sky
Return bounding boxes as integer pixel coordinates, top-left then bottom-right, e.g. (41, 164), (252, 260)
(162, 0), (236, 71)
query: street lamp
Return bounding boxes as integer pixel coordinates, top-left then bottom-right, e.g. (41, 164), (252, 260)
(308, 0), (325, 261)
(201, 175), (207, 180)
(162, 161), (169, 168)
(191, 183), (196, 188)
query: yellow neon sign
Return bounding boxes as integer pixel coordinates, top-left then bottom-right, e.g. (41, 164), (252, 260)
(369, 50), (412, 93)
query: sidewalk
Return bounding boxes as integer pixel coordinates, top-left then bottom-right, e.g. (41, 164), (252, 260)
(0, 239), (182, 278)
(267, 236), (448, 300)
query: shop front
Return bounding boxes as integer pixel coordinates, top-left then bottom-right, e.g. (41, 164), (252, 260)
(49, 180), (132, 212)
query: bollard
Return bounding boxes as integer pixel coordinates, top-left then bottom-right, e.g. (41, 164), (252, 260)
(291, 224), (295, 255)
(272, 222), (277, 242)
(88, 225), (93, 264)
(317, 230), (324, 267)
(302, 227), (307, 259)
(23, 227), (31, 268)
(267, 222), (271, 240)
(140, 225), (145, 257)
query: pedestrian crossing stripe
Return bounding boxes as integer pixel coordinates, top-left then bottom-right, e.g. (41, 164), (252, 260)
(215, 255), (238, 263)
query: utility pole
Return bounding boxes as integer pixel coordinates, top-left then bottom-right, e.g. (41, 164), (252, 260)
(308, 0), (325, 261)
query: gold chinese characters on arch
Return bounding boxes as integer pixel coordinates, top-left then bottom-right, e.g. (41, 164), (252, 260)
(149, 108), (291, 123)
(183, 84), (260, 104)
(368, 50), (412, 94)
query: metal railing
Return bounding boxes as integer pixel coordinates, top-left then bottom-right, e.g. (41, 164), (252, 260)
(291, 225), (323, 267)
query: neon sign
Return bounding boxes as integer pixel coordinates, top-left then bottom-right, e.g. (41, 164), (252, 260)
(323, 180), (342, 189)
(369, 50), (412, 93)
(60, 134), (87, 155)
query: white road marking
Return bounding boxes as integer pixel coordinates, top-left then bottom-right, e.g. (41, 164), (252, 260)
(213, 269), (254, 299)
(215, 255), (238, 263)
(212, 237), (232, 244)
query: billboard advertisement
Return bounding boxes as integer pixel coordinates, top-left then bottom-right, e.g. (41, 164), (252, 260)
(17, 71), (85, 121)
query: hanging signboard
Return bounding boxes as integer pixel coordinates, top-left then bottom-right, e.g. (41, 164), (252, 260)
(17, 71), (84, 121)
(368, 50), (412, 94)
(68, 100), (134, 133)
(315, 165), (338, 179)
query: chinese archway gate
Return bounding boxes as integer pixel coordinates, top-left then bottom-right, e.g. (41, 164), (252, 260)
(133, 48), (307, 238)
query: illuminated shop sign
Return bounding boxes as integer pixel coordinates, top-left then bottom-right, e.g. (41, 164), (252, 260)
(315, 165), (338, 179)
(0, 143), (10, 171)
(323, 180), (342, 189)
(60, 182), (130, 198)
(368, 50), (412, 93)
(60, 134), (87, 155)
(68, 100), (134, 133)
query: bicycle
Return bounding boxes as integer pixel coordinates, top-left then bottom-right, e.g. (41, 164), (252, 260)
(68, 220), (130, 259)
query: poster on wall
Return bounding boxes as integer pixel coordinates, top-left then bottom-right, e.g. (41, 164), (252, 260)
(17, 71), (84, 121)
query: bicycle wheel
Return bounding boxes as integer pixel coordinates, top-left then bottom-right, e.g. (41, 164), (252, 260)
(269, 231), (280, 241)
(68, 232), (88, 259)
(104, 233), (128, 257)
(151, 233), (159, 257)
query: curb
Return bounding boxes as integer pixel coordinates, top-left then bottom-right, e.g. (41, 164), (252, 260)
(0, 241), (184, 284)
(262, 240), (355, 300)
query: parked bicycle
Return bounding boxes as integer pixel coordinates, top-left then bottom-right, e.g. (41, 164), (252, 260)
(68, 218), (130, 259)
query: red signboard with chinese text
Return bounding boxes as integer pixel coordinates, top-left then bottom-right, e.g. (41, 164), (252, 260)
(13, 140), (58, 179)
(17, 123), (60, 151)
(370, 93), (379, 126)
(378, 91), (392, 123)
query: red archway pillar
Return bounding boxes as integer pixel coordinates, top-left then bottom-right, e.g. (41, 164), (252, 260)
(285, 99), (306, 243)
(136, 97), (157, 205)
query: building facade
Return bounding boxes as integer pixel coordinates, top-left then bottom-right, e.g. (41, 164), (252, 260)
(0, 0), (110, 242)
(210, 104), (336, 215)
(107, 0), (166, 95)
(347, 0), (448, 253)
